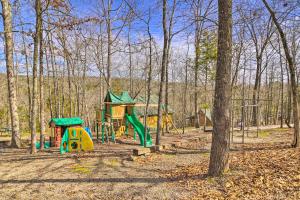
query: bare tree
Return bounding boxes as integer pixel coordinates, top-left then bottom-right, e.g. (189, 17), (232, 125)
(30, 0), (42, 154)
(39, 3), (45, 150)
(1, 0), (21, 148)
(262, 0), (299, 147)
(164, 0), (177, 134)
(238, 4), (274, 126)
(208, 0), (232, 176)
(143, 10), (153, 147)
(156, 0), (169, 145)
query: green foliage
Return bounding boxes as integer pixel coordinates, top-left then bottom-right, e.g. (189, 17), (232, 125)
(200, 32), (218, 66)
(199, 31), (218, 81)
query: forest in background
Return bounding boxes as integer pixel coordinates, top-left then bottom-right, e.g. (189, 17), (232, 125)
(0, 0), (299, 153)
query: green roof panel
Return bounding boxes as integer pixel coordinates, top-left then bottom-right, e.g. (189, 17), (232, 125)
(120, 91), (135, 103)
(105, 90), (135, 104)
(49, 117), (84, 126)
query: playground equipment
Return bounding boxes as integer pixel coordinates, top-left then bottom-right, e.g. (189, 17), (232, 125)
(49, 117), (84, 147)
(97, 91), (153, 147)
(48, 117), (94, 153)
(135, 96), (174, 130)
(60, 127), (94, 154)
(36, 141), (50, 149)
(185, 108), (213, 131)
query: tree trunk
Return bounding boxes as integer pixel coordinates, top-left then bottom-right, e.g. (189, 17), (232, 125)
(21, 28), (32, 132)
(128, 23), (133, 96)
(30, 0), (42, 154)
(164, 0), (176, 134)
(39, 9), (45, 150)
(285, 62), (292, 127)
(106, 0), (112, 88)
(45, 45), (53, 118)
(1, 0), (21, 148)
(144, 18), (153, 147)
(156, 0), (168, 145)
(279, 37), (284, 128)
(208, 0), (232, 176)
(252, 57), (262, 126)
(183, 44), (189, 134)
(194, 35), (200, 128)
(262, 0), (299, 147)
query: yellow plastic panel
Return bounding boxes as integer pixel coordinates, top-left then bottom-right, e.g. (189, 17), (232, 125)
(67, 127), (94, 152)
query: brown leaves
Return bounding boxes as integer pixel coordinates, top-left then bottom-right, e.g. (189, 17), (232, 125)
(161, 144), (300, 199)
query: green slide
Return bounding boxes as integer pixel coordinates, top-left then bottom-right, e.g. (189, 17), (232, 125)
(126, 113), (152, 147)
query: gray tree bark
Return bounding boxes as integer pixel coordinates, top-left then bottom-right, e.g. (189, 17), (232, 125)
(156, 0), (168, 145)
(1, 0), (21, 148)
(30, 0), (42, 154)
(39, 7), (45, 150)
(208, 0), (232, 176)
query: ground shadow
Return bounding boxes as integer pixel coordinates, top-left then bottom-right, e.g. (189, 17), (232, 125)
(0, 173), (208, 185)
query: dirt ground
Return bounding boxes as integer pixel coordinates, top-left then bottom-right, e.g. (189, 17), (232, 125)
(0, 127), (299, 200)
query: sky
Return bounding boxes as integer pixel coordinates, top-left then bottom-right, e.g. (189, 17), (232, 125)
(1, 0), (299, 78)
(0, 0), (191, 74)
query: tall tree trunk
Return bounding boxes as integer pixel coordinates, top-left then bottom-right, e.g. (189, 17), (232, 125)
(45, 46), (53, 118)
(194, 35), (200, 128)
(156, 0), (168, 145)
(105, 0), (112, 88)
(47, 30), (58, 117)
(164, 0), (176, 134)
(39, 11), (45, 150)
(30, 0), (42, 154)
(252, 57), (262, 126)
(1, 0), (21, 148)
(144, 18), (153, 147)
(285, 62), (292, 128)
(183, 42), (189, 134)
(208, 0), (232, 176)
(22, 30), (32, 131)
(262, 0), (299, 147)
(278, 36), (284, 127)
(128, 23), (133, 96)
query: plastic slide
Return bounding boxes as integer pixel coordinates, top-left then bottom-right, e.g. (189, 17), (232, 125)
(126, 113), (152, 147)
(84, 127), (93, 139)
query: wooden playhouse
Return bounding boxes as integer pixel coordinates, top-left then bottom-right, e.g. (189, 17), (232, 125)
(134, 95), (174, 130)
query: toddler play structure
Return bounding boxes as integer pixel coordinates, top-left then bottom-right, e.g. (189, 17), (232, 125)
(49, 117), (94, 153)
(96, 91), (153, 147)
(60, 127), (94, 154)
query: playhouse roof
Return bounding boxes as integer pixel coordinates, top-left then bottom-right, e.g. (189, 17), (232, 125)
(49, 117), (84, 126)
(120, 91), (135, 103)
(104, 91), (135, 104)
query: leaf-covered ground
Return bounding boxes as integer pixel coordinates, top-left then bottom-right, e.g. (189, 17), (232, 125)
(163, 143), (300, 200)
(0, 127), (299, 199)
